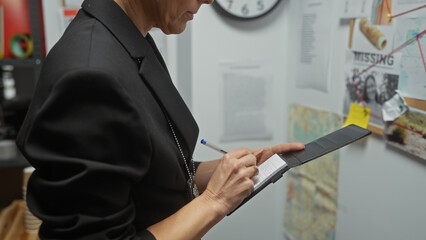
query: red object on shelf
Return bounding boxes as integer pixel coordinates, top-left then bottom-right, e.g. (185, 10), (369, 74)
(63, 8), (79, 17)
(0, 0), (31, 59)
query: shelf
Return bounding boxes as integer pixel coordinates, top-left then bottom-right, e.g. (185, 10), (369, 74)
(0, 58), (43, 67)
(0, 0), (45, 81)
(0, 151), (29, 168)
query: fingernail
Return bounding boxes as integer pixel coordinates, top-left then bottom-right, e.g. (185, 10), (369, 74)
(254, 166), (259, 177)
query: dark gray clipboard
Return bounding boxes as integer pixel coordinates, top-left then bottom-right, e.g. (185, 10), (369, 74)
(228, 124), (372, 215)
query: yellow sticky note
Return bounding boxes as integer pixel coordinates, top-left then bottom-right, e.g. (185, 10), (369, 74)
(343, 103), (370, 129)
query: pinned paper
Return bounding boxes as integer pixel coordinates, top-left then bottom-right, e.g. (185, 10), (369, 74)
(343, 103), (371, 129)
(382, 90), (409, 121)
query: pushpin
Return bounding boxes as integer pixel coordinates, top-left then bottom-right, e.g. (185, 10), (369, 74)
(387, 13), (392, 18)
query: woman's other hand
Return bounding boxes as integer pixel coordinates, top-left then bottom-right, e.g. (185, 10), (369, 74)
(252, 142), (305, 166)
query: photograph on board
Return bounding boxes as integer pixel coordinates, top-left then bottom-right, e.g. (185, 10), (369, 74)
(343, 50), (402, 127)
(384, 108), (426, 161)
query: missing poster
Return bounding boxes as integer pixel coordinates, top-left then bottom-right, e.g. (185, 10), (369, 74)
(343, 50), (402, 127)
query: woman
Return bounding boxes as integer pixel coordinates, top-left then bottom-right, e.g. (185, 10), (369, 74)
(362, 75), (383, 126)
(16, 0), (304, 239)
(363, 75), (379, 104)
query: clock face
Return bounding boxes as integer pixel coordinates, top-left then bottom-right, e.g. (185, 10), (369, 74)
(213, 0), (281, 20)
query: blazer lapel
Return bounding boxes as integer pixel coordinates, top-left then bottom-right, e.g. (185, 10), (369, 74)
(82, 0), (199, 156)
(138, 41), (199, 156)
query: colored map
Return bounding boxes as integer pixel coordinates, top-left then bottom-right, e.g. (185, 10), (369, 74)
(283, 104), (342, 240)
(394, 18), (426, 101)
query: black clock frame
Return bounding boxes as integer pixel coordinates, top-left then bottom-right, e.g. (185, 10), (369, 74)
(212, 0), (281, 20)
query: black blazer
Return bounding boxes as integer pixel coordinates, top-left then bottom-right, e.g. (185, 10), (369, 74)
(16, 0), (199, 239)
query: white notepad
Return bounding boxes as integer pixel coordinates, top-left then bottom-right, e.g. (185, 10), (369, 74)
(252, 154), (287, 191)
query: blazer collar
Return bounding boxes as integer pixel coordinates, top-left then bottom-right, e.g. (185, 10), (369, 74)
(82, 0), (146, 58)
(82, 0), (199, 156)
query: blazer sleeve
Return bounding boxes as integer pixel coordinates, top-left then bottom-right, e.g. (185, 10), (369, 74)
(18, 68), (156, 239)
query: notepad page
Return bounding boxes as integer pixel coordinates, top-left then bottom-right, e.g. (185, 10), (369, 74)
(252, 154), (287, 191)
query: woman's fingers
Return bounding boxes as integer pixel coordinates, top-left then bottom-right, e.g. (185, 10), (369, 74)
(222, 148), (257, 172)
(224, 147), (252, 160)
(203, 148), (261, 215)
(251, 166), (259, 178)
(270, 142), (305, 153)
(254, 142), (305, 165)
(238, 152), (257, 168)
(234, 165), (259, 180)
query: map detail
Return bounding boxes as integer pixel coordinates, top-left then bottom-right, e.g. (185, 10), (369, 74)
(394, 18), (426, 101)
(283, 104), (342, 240)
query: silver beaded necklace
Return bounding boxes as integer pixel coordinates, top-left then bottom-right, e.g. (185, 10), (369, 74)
(166, 118), (199, 199)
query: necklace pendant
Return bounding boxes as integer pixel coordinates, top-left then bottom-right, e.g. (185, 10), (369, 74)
(167, 118), (198, 199)
(187, 178), (199, 199)
(192, 182), (199, 198)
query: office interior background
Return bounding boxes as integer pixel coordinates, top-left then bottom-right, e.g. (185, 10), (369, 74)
(1, 0), (425, 239)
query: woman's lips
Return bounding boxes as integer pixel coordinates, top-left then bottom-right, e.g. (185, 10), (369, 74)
(187, 11), (195, 20)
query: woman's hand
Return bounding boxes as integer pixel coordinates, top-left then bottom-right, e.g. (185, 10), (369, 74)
(197, 142), (304, 216)
(147, 143), (305, 240)
(200, 148), (259, 216)
(147, 148), (258, 239)
(252, 142), (305, 166)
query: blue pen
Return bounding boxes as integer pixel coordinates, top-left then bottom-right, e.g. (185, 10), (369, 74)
(201, 139), (228, 154)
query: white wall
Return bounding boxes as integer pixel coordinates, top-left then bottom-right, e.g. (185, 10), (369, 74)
(191, 1), (291, 239)
(42, 0), (63, 52)
(191, 1), (426, 240)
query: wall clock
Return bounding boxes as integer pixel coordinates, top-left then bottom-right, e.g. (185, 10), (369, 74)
(213, 0), (281, 20)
